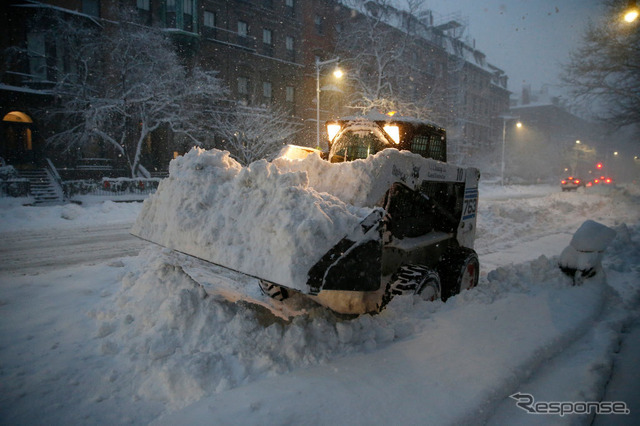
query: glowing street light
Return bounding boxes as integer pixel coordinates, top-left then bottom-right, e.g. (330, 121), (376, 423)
(624, 0), (639, 22)
(316, 57), (343, 148)
(499, 115), (522, 186)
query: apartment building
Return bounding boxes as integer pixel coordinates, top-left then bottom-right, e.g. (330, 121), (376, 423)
(1, 0), (510, 175)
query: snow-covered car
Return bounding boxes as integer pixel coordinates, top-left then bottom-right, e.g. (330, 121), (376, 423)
(560, 176), (583, 191)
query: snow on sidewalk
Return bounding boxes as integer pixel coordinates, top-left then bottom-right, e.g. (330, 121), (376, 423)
(153, 258), (607, 425)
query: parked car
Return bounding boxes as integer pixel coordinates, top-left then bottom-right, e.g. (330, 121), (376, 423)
(585, 176), (614, 188)
(561, 176), (583, 191)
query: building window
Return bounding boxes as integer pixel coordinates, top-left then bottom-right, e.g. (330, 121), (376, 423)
(263, 29), (272, 45)
(167, 0), (175, 11)
(285, 0), (294, 16)
(238, 21), (248, 37)
(27, 32), (47, 80)
(263, 82), (272, 100)
(184, 0), (193, 15)
(285, 36), (295, 60)
(314, 15), (323, 35)
(238, 77), (248, 95)
(286, 86), (294, 103)
(204, 11), (215, 28)
(137, 0), (150, 11)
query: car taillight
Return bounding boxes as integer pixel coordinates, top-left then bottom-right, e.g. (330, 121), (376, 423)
(574, 180), (580, 184)
(561, 180), (567, 184)
(586, 182), (593, 187)
(594, 179), (600, 184)
(605, 178), (612, 184)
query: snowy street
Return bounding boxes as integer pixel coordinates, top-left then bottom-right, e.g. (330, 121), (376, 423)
(0, 223), (146, 274)
(1, 183), (639, 425)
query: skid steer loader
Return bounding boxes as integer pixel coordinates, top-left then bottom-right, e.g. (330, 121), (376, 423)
(131, 113), (480, 315)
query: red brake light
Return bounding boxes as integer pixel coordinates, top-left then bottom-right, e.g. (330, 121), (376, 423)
(605, 178), (612, 184)
(586, 182), (593, 187)
(594, 179), (600, 184)
(561, 180), (567, 184)
(574, 179), (580, 184)
(568, 176), (574, 180)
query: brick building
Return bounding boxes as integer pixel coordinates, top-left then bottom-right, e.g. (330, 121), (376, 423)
(1, 0), (511, 177)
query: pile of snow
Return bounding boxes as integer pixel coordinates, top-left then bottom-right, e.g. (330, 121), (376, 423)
(559, 220), (617, 284)
(91, 246), (431, 412)
(132, 149), (373, 289)
(273, 147), (463, 206)
(132, 147), (463, 291)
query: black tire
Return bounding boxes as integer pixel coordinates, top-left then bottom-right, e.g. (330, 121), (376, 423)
(386, 264), (442, 302)
(258, 280), (289, 301)
(438, 247), (479, 300)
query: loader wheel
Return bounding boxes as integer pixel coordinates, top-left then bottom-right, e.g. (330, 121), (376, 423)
(387, 265), (442, 302)
(438, 247), (479, 301)
(258, 280), (289, 301)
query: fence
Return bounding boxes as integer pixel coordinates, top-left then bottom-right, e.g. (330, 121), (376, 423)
(63, 177), (162, 197)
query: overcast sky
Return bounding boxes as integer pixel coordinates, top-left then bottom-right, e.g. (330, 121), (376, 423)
(423, 0), (605, 97)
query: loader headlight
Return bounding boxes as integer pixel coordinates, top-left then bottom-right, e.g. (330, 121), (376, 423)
(383, 125), (400, 144)
(327, 123), (341, 142)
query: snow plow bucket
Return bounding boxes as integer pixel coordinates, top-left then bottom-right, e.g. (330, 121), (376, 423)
(131, 148), (385, 299)
(131, 146), (478, 314)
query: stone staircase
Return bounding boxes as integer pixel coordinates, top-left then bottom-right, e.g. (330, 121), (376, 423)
(18, 168), (64, 205)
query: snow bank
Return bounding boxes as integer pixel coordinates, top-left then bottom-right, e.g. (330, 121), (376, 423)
(132, 147), (459, 291)
(92, 246), (430, 410)
(152, 254), (610, 425)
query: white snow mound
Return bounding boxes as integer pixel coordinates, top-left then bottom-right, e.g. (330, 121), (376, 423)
(132, 147), (461, 290)
(132, 148), (375, 290)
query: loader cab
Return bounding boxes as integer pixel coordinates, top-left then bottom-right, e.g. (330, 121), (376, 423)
(326, 114), (447, 163)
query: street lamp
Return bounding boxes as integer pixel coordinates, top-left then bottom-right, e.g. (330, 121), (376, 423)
(624, 0), (639, 22)
(499, 115), (522, 186)
(316, 57), (343, 148)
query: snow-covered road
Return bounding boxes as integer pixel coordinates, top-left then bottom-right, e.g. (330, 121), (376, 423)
(0, 183), (639, 425)
(0, 223), (147, 274)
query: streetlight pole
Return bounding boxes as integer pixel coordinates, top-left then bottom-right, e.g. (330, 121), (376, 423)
(315, 57), (341, 149)
(499, 115), (521, 186)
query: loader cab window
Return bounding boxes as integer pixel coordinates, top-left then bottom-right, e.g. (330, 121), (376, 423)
(410, 132), (446, 162)
(329, 128), (391, 163)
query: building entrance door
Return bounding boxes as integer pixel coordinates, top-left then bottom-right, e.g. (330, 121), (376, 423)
(1, 111), (37, 167)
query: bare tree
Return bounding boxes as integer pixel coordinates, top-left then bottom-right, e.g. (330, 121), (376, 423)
(217, 105), (301, 166)
(41, 9), (227, 177)
(562, 0), (640, 132)
(336, 0), (434, 117)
